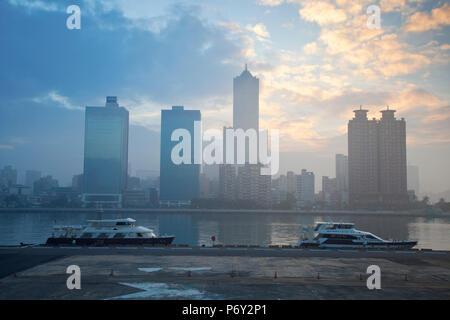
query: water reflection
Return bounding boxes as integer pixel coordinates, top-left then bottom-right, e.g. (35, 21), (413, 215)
(0, 211), (449, 250)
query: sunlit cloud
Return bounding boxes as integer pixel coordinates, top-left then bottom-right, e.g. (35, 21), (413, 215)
(404, 3), (450, 32)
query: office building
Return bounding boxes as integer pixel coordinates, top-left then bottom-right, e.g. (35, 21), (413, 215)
(160, 106), (201, 206)
(233, 65), (259, 163)
(233, 65), (259, 135)
(82, 96), (129, 208)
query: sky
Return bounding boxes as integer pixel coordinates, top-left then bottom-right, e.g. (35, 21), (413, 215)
(0, 0), (449, 195)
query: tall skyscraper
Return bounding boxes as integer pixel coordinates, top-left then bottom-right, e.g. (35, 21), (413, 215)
(348, 107), (379, 207)
(378, 108), (408, 204)
(233, 65), (259, 164)
(160, 106), (201, 206)
(82, 96), (129, 208)
(233, 64), (259, 135)
(348, 107), (408, 208)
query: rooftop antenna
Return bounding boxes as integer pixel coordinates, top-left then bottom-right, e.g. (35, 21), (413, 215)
(360, 105), (362, 110)
(245, 63), (248, 71)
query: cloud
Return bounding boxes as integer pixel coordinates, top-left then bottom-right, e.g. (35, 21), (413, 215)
(299, 1), (347, 25)
(404, 3), (450, 32)
(303, 42), (319, 54)
(297, 2), (432, 79)
(257, 0), (285, 6)
(32, 91), (83, 111)
(1, 2), (249, 107)
(0, 145), (14, 150)
(219, 21), (243, 34)
(8, 0), (60, 12)
(246, 23), (271, 42)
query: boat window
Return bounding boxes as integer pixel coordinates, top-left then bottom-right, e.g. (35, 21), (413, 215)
(81, 233), (93, 238)
(98, 233), (109, 238)
(113, 233), (125, 238)
(321, 234), (357, 240)
(136, 233), (143, 238)
(116, 222), (131, 226)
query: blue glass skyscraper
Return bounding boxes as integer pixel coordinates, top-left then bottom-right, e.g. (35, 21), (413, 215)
(82, 96), (129, 208)
(160, 106), (201, 206)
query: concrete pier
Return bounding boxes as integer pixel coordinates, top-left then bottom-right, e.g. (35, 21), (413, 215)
(1, 247), (449, 299)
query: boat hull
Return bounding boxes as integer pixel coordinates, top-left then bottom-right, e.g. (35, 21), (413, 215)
(299, 240), (417, 250)
(46, 236), (175, 246)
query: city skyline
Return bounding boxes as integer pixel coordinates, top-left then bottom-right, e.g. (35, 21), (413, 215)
(0, 0), (449, 195)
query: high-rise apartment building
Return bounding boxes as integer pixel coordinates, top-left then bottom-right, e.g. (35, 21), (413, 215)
(378, 108), (408, 205)
(348, 107), (408, 208)
(219, 164), (236, 200)
(295, 169), (315, 207)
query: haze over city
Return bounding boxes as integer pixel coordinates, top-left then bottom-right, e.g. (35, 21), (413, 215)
(1, 0), (449, 197)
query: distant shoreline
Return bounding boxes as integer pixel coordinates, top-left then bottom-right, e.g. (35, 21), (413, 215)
(0, 207), (448, 218)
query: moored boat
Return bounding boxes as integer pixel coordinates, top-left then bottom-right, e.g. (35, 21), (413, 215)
(46, 218), (174, 246)
(297, 222), (417, 249)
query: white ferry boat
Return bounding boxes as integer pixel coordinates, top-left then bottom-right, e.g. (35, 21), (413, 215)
(46, 218), (174, 246)
(297, 222), (417, 249)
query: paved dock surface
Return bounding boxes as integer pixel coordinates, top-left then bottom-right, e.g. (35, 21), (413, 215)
(1, 247), (449, 299)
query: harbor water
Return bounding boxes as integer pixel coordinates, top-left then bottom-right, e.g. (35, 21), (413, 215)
(0, 210), (449, 250)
